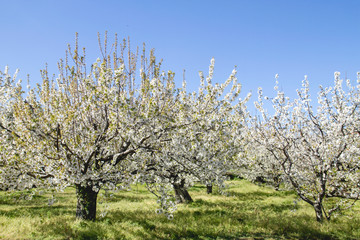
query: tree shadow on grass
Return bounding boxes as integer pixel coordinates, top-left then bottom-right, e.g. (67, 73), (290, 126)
(257, 203), (298, 213)
(180, 199), (338, 240)
(255, 214), (336, 240)
(1, 187), (355, 240)
(103, 201), (333, 240)
(0, 193), (48, 206)
(100, 193), (150, 203)
(191, 200), (297, 216)
(107, 209), (238, 240)
(0, 205), (74, 218)
(189, 185), (206, 192)
(5, 199), (351, 240)
(40, 218), (130, 240)
(189, 198), (248, 210)
(227, 190), (295, 201)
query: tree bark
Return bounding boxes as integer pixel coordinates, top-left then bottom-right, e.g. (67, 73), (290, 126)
(173, 179), (193, 203)
(314, 202), (324, 222)
(273, 176), (281, 191)
(75, 184), (99, 221)
(206, 183), (213, 194)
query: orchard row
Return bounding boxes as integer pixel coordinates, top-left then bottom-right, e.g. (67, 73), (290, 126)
(1, 35), (359, 222)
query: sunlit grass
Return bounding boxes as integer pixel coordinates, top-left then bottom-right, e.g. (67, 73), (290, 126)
(1, 180), (359, 239)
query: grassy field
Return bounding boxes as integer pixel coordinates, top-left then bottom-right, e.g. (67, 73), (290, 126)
(0, 179), (359, 240)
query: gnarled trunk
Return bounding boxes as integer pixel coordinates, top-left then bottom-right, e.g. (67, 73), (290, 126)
(75, 184), (99, 221)
(206, 183), (213, 194)
(173, 179), (193, 203)
(314, 202), (324, 222)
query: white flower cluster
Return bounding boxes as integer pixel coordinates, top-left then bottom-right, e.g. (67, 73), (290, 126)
(0, 38), (248, 221)
(249, 72), (360, 222)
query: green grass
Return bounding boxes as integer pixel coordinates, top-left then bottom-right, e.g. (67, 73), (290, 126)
(1, 180), (359, 239)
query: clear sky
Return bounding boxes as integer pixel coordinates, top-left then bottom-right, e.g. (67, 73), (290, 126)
(1, 0), (360, 110)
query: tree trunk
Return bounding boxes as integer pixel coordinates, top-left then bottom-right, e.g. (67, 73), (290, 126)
(314, 202), (324, 222)
(206, 183), (213, 194)
(75, 184), (99, 221)
(273, 176), (281, 191)
(173, 180), (193, 203)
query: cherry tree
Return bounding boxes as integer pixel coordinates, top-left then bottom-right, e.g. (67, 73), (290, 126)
(251, 74), (360, 222)
(0, 67), (23, 190)
(143, 59), (249, 208)
(0, 67), (48, 191)
(7, 34), (179, 221)
(242, 136), (285, 190)
(1, 33), (251, 220)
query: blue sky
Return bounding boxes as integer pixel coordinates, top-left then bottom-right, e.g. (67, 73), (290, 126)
(1, 0), (360, 110)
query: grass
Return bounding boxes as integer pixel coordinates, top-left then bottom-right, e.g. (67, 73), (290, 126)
(0, 179), (360, 239)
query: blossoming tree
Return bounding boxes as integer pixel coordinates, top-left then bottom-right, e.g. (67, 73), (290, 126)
(5, 35), (182, 221)
(139, 59), (249, 215)
(1, 34), (250, 221)
(251, 74), (360, 222)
